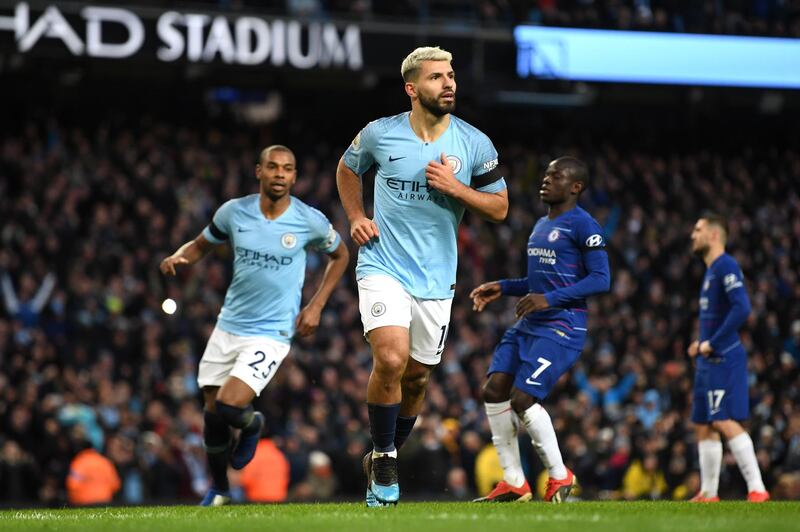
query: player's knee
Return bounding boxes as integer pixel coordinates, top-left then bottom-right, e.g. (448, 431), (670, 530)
(510, 393), (536, 415)
(202, 387), (219, 412)
(215, 400), (254, 429)
(372, 350), (407, 380)
(402, 369), (430, 397)
(710, 420), (736, 437)
(482, 380), (507, 404)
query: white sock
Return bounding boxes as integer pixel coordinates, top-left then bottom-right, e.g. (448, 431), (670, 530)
(521, 403), (567, 480)
(485, 401), (526, 488)
(728, 433), (766, 493)
(698, 439), (722, 497)
(372, 449), (398, 459)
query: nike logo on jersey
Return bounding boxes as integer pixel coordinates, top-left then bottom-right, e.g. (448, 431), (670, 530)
(388, 156), (406, 162)
(238, 228), (252, 232)
(525, 379), (543, 386)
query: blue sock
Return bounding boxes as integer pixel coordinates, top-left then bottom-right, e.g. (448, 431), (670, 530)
(368, 403), (401, 453)
(203, 410), (231, 492)
(394, 415), (417, 450)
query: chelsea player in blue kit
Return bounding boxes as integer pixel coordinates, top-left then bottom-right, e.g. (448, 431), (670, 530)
(687, 213), (769, 503)
(160, 145), (349, 506)
(336, 47), (508, 506)
(470, 157), (610, 503)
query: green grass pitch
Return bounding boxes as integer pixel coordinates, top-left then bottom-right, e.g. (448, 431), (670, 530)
(2, 502), (798, 532)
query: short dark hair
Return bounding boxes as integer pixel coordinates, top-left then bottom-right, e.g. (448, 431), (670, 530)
(700, 211), (728, 241)
(554, 156), (589, 194)
(258, 145), (295, 165)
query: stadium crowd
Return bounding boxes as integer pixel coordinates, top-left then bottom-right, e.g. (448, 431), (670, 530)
(147, 0), (800, 37)
(0, 115), (799, 506)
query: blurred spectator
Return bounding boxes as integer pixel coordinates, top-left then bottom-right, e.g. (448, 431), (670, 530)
(0, 440), (39, 503)
(291, 451), (337, 500)
(1, 271), (55, 342)
(622, 453), (667, 500)
(474, 442), (504, 497)
(635, 389), (662, 431)
(783, 320), (800, 365)
(66, 444), (121, 506)
(240, 438), (291, 502)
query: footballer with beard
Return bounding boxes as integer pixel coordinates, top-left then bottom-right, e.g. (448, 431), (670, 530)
(336, 46), (508, 506)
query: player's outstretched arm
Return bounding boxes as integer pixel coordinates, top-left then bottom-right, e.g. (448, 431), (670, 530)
(425, 153), (508, 223)
(469, 281), (503, 312)
(295, 242), (350, 337)
(336, 157), (379, 246)
(159, 233), (215, 276)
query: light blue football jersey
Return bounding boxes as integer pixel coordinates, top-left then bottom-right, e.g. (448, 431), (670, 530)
(343, 112), (506, 299)
(202, 194), (341, 342)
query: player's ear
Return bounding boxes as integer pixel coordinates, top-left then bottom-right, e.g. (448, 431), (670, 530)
(404, 81), (417, 99)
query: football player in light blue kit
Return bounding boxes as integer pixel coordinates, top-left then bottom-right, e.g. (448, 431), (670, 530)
(160, 145), (349, 506)
(687, 213), (769, 503)
(337, 46), (508, 506)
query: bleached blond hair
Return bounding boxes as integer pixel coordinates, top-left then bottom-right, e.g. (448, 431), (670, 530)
(401, 46), (453, 82)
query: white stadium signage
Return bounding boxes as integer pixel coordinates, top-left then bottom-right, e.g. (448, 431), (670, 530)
(0, 2), (363, 69)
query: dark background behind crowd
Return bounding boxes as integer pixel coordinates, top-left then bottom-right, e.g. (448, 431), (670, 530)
(117, 0), (800, 36)
(1, 0), (800, 507)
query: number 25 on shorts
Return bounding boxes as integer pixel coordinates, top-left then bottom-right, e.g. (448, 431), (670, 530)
(249, 350), (277, 380)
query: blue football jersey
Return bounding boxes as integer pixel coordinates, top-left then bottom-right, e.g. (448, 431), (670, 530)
(697, 253), (751, 367)
(500, 206), (610, 350)
(343, 112), (506, 299)
(202, 194), (341, 342)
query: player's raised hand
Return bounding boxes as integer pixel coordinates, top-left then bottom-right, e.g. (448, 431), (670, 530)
(350, 217), (379, 246)
(160, 255), (189, 276)
(470, 282), (502, 312)
(515, 293), (549, 319)
(687, 340), (699, 358)
(295, 303), (322, 337)
(425, 152), (464, 197)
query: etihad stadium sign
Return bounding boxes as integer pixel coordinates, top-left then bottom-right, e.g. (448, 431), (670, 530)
(0, 2), (363, 69)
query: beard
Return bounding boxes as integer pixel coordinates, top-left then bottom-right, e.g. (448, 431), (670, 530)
(419, 91), (455, 117)
(692, 243), (709, 257)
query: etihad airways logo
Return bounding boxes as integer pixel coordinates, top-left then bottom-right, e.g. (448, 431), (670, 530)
(382, 177), (446, 206)
(528, 247), (556, 265)
(235, 246), (293, 270)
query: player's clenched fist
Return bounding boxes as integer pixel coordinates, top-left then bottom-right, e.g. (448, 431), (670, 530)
(470, 282), (502, 312)
(160, 255), (189, 276)
(350, 217), (380, 246)
(425, 153), (463, 197)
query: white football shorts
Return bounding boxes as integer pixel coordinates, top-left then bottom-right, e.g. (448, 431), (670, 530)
(198, 326), (290, 396)
(357, 274), (452, 366)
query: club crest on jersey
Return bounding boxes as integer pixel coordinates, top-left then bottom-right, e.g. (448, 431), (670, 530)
(446, 155), (463, 174)
(281, 233), (298, 249)
(371, 302), (386, 317)
(548, 229), (560, 242)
